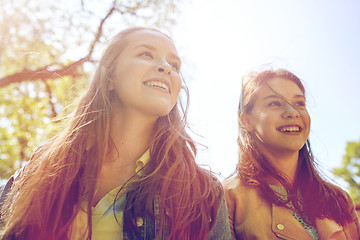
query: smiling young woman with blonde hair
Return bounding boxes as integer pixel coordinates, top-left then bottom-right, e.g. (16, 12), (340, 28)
(0, 27), (231, 240)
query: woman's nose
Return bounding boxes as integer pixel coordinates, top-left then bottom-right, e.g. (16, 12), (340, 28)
(282, 104), (300, 118)
(155, 62), (171, 75)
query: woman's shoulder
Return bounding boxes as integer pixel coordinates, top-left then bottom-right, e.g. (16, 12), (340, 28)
(196, 168), (223, 186)
(333, 184), (358, 212)
(222, 176), (240, 189)
(222, 176), (259, 204)
(325, 182), (353, 203)
(194, 168), (226, 199)
(222, 176), (255, 192)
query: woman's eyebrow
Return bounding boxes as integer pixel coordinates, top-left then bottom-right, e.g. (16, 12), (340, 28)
(133, 44), (181, 62)
(170, 54), (181, 62)
(263, 82), (305, 100)
(134, 44), (155, 50)
(263, 94), (305, 102)
(294, 94), (305, 99)
(263, 94), (281, 100)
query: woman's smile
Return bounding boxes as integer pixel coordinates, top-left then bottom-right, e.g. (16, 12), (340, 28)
(143, 78), (170, 93)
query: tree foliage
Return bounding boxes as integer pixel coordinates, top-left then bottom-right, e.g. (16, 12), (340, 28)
(333, 141), (360, 204)
(0, 0), (182, 179)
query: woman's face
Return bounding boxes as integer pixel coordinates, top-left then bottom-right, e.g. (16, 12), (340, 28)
(109, 29), (182, 119)
(242, 77), (311, 157)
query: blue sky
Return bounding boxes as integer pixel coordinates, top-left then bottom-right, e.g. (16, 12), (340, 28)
(172, 0), (360, 183)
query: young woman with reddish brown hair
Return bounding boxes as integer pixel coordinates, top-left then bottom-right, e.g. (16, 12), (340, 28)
(223, 69), (359, 239)
(0, 27), (231, 240)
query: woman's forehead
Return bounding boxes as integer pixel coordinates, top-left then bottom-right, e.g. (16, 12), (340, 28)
(125, 29), (177, 52)
(257, 77), (304, 99)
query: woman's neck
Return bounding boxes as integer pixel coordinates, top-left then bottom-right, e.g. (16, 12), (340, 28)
(108, 108), (157, 163)
(93, 109), (157, 206)
(261, 149), (299, 184)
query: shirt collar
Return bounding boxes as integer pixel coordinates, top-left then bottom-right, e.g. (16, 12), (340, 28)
(135, 149), (150, 176)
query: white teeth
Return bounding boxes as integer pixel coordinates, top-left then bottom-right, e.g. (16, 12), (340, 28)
(145, 81), (169, 91)
(279, 126), (300, 132)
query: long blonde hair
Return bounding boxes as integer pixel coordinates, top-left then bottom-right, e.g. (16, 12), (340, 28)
(1, 27), (220, 240)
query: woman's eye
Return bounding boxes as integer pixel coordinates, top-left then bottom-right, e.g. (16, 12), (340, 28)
(139, 51), (153, 58)
(170, 62), (180, 72)
(268, 101), (281, 107)
(295, 101), (306, 107)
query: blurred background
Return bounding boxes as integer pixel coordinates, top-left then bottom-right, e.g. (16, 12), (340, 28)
(0, 0), (359, 208)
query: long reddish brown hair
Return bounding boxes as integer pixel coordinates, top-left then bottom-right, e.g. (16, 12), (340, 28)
(237, 68), (352, 226)
(1, 27), (220, 240)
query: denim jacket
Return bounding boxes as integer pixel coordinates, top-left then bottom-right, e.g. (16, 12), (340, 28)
(0, 169), (231, 239)
(123, 188), (231, 239)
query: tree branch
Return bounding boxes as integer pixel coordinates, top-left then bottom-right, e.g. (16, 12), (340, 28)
(0, 56), (89, 88)
(0, 2), (118, 88)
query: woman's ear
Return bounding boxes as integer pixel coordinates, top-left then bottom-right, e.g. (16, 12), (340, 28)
(240, 113), (254, 132)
